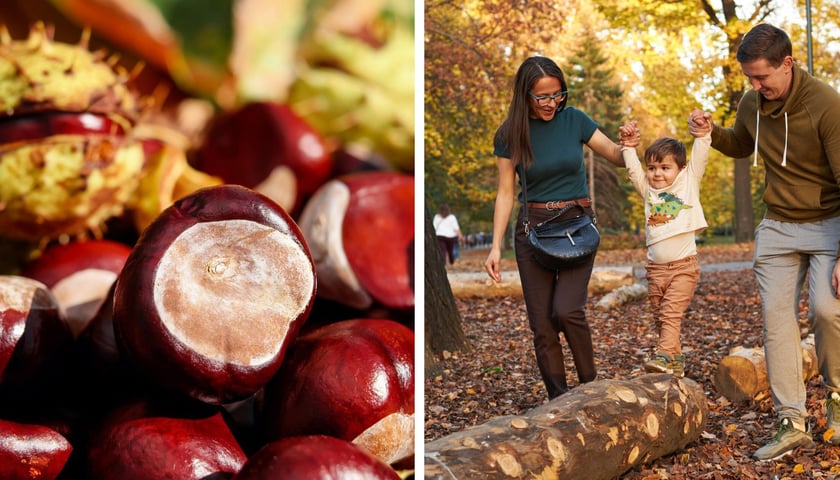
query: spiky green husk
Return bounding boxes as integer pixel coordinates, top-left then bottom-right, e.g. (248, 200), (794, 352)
(0, 23), (144, 242)
(288, 21), (413, 171)
(0, 136), (144, 241)
(0, 23), (138, 119)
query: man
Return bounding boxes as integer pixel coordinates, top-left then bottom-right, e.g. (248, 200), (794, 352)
(689, 23), (840, 461)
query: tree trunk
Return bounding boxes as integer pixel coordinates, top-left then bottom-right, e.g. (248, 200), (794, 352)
(424, 202), (471, 377)
(710, 0), (755, 245)
(733, 157), (755, 243)
(714, 334), (818, 402)
(425, 374), (709, 480)
(425, 340), (440, 379)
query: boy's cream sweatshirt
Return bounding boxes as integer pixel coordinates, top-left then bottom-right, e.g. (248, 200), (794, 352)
(623, 134), (711, 263)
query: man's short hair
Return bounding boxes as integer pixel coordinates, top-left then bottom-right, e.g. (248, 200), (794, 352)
(737, 23), (792, 67)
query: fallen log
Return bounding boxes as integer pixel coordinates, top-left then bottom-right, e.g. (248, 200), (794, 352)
(447, 267), (635, 299)
(595, 282), (648, 311)
(588, 266), (636, 296)
(424, 374), (708, 480)
(713, 334), (818, 402)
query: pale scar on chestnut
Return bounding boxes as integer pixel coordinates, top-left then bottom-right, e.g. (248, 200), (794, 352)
(153, 220), (314, 365)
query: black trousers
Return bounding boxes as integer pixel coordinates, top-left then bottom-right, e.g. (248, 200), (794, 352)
(514, 205), (597, 399)
(437, 235), (457, 264)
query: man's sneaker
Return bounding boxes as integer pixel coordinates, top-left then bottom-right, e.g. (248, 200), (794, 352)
(827, 391), (840, 445)
(753, 418), (816, 461)
(644, 353), (685, 378)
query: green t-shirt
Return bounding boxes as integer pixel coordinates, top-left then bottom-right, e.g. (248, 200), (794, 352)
(493, 107), (598, 202)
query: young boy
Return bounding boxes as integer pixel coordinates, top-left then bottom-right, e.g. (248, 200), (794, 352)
(619, 121), (711, 377)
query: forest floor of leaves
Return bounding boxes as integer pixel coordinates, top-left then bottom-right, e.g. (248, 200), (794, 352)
(424, 242), (840, 479)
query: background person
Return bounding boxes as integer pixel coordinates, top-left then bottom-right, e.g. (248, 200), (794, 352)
(689, 23), (840, 461)
(484, 55), (639, 400)
(433, 203), (462, 265)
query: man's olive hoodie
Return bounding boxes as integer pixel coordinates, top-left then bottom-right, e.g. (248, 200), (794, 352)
(711, 65), (840, 234)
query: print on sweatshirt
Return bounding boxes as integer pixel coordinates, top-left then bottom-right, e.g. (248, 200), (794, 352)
(647, 192), (693, 227)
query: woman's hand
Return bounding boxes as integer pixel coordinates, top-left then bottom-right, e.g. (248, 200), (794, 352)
(484, 248), (502, 283)
(589, 124), (637, 166)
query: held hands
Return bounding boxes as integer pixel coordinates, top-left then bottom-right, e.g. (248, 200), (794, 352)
(688, 109), (713, 137)
(618, 121), (641, 148)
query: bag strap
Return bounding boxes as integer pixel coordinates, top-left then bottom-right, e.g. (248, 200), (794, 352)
(535, 204), (583, 227)
(519, 165), (585, 232)
(518, 165), (531, 233)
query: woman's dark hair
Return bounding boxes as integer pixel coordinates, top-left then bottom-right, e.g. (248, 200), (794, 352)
(493, 56), (568, 169)
(644, 137), (687, 168)
(736, 23), (792, 67)
(437, 203), (451, 217)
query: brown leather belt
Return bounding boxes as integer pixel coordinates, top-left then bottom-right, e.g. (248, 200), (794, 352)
(525, 198), (592, 210)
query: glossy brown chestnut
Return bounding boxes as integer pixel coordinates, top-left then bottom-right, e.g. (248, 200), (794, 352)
(112, 185), (316, 404)
(0, 276), (73, 391)
(0, 112), (125, 145)
(86, 411), (246, 479)
(192, 102), (333, 215)
(0, 418), (72, 480)
(233, 435), (399, 480)
(261, 318), (414, 465)
(74, 281), (142, 403)
(298, 171), (414, 311)
(21, 239), (131, 337)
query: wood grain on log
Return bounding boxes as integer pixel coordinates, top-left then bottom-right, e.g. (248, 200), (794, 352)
(713, 334), (818, 402)
(424, 374), (708, 480)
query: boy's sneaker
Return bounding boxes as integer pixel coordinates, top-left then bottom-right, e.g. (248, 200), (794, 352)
(827, 391), (840, 445)
(644, 353), (685, 378)
(669, 354), (685, 378)
(753, 418), (816, 461)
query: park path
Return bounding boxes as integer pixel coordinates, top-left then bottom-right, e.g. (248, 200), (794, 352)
(445, 261), (752, 298)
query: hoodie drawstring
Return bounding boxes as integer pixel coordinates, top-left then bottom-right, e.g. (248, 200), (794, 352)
(753, 109), (759, 167)
(781, 112), (788, 167)
(753, 109), (789, 167)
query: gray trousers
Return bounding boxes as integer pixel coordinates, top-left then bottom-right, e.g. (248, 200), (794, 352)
(754, 216), (840, 424)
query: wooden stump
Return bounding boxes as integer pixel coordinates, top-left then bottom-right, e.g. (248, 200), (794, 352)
(713, 334), (819, 402)
(424, 374), (708, 480)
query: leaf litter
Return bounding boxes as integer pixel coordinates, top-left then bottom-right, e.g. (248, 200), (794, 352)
(425, 243), (840, 479)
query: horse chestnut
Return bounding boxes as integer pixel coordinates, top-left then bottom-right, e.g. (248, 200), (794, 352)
(261, 318), (414, 465)
(113, 185), (316, 404)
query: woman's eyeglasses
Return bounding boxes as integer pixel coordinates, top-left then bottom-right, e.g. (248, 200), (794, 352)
(528, 91), (567, 106)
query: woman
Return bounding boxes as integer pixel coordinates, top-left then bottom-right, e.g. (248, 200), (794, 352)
(484, 56), (638, 399)
(433, 203), (462, 265)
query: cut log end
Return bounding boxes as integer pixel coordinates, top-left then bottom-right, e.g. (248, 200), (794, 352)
(713, 335), (818, 402)
(714, 354), (765, 402)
